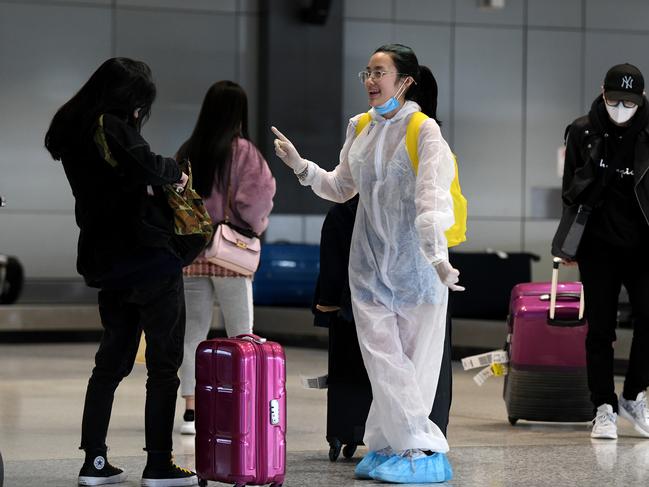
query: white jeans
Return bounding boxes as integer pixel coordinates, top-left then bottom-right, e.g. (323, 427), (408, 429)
(179, 276), (253, 397)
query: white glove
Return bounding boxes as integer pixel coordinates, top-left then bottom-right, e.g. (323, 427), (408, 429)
(434, 261), (465, 292)
(271, 126), (308, 173)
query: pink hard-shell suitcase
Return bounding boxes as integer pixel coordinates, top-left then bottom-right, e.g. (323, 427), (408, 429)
(509, 281), (582, 307)
(504, 259), (592, 425)
(195, 334), (286, 487)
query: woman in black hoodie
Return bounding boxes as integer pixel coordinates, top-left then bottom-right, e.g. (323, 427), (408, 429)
(45, 57), (198, 487)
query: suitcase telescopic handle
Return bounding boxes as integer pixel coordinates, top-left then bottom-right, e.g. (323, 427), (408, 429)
(549, 257), (585, 323)
(237, 334), (267, 344)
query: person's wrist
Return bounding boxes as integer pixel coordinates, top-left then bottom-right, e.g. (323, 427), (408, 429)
(295, 163), (309, 182)
(292, 159), (308, 174)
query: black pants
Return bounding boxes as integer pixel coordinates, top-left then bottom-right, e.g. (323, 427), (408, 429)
(429, 306), (452, 436)
(578, 239), (649, 412)
(80, 272), (185, 453)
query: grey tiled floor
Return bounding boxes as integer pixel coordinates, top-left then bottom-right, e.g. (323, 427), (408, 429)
(1, 343), (647, 486)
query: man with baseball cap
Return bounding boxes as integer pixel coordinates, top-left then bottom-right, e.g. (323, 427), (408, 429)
(603, 63), (645, 124)
(555, 63), (649, 440)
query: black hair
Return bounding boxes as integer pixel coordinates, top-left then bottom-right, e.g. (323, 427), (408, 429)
(177, 80), (249, 198)
(374, 44), (440, 124)
(45, 57), (156, 160)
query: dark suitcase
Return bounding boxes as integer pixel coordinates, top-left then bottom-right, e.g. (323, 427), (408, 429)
(503, 259), (592, 425)
(449, 251), (539, 319)
(325, 312), (372, 461)
(253, 243), (319, 307)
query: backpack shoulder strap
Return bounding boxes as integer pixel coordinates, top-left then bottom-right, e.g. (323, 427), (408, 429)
(355, 112), (372, 137)
(93, 114), (120, 169)
(563, 123), (572, 144)
(405, 112), (429, 175)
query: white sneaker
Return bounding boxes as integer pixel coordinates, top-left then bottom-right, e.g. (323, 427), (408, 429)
(180, 421), (195, 435)
(591, 404), (618, 439)
(619, 391), (649, 438)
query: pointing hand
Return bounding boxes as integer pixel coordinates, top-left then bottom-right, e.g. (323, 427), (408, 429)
(271, 126), (307, 173)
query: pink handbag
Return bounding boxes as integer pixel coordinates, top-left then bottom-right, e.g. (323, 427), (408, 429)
(205, 223), (261, 276)
(203, 166), (261, 276)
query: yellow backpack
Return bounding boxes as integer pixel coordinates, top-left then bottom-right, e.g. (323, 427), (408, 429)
(355, 112), (467, 247)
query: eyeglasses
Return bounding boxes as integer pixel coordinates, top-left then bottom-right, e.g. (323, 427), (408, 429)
(358, 70), (407, 83)
(604, 97), (637, 109)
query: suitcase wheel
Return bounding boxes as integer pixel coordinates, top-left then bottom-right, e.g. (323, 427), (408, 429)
(198, 478), (207, 487)
(328, 438), (342, 462)
(342, 443), (357, 459)
(508, 416), (518, 426)
(270, 484), (283, 487)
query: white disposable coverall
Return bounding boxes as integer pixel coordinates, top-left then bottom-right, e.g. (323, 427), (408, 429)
(299, 101), (455, 453)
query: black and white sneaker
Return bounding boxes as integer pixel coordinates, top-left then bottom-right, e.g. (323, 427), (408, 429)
(180, 409), (195, 435)
(78, 454), (127, 485)
(141, 462), (198, 487)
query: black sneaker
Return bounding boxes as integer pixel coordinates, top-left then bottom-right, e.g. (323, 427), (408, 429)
(141, 462), (198, 487)
(78, 454), (127, 485)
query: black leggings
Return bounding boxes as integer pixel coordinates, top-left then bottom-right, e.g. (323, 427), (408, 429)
(578, 239), (649, 412)
(80, 272), (185, 453)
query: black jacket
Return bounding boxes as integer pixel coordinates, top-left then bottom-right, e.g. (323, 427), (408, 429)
(60, 114), (182, 287)
(562, 111), (649, 228)
(312, 195), (358, 326)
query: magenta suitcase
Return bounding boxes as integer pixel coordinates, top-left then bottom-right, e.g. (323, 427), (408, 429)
(195, 334), (286, 487)
(504, 259), (592, 425)
(506, 280), (583, 331)
(509, 281), (582, 305)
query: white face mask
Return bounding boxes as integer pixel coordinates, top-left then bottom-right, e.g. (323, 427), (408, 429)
(605, 103), (638, 124)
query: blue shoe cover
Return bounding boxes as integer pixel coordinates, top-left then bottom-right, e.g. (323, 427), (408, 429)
(354, 451), (393, 479)
(369, 452), (453, 483)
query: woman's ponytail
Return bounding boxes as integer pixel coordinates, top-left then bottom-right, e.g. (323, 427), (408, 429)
(413, 65), (439, 124)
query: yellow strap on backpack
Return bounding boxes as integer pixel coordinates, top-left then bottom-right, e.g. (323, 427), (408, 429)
(355, 112), (372, 137)
(354, 112), (467, 247)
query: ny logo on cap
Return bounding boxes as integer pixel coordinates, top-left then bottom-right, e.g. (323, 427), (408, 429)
(622, 75), (634, 89)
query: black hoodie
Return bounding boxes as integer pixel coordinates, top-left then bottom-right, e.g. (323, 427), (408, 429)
(582, 96), (649, 248)
(60, 114), (183, 287)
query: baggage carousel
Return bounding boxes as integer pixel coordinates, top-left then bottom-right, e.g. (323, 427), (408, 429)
(0, 279), (632, 369)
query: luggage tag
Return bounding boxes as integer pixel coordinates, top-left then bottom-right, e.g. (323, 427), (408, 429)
(490, 362), (508, 377)
(300, 374), (328, 389)
(461, 350), (508, 371)
(472, 363), (509, 386)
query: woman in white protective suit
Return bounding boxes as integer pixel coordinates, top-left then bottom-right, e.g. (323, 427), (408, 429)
(271, 44), (463, 484)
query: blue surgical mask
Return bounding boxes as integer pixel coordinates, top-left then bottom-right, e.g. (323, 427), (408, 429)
(375, 96), (400, 115)
(374, 80), (408, 116)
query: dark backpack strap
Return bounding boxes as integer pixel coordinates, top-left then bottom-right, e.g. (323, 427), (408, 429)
(563, 123), (572, 144)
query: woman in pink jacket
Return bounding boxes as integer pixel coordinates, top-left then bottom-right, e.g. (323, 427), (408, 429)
(176, 81), (276, 435)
